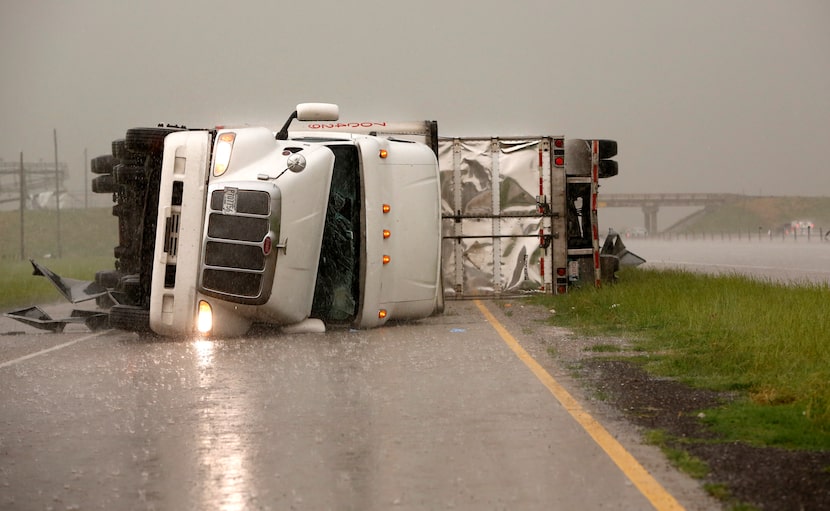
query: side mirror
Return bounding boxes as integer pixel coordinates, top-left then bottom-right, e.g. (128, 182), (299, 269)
(296, 103), (339, 122)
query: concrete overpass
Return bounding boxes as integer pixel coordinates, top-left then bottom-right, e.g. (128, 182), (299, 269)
(598, 193), (742, 233)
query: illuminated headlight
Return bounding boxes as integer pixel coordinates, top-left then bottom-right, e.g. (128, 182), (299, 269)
(213, 132), (235, 176)
(197, 300), (213, 334)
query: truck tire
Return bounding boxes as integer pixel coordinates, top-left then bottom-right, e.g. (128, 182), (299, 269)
(92, 174), (116, 194)
(599, 160), (618, 179)
(109, 304), (151, 333)
(125, 127), (180, 154)
(597, 139), (618, 159)
(113, 163), (146, 185)
(91, 154), (116, 175)
(112, 139), (128, 160)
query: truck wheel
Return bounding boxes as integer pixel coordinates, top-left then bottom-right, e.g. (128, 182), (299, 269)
(126, 127), (180, 153)
(112, 139), (127, 160)
(113, 163), (146, 185)
(599, 160), (618, 179)
(109, 304), (151, 333)
(91, 154), (116, 175)
(92, 174), (116, 194)
(596, 139), (618, 159)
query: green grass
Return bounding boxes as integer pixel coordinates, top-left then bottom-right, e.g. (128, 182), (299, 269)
(0, 208), (117, 310)
(644, 429), (709, 479)
(533, 267), (830, 450)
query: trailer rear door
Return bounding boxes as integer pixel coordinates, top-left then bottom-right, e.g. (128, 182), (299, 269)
(438, 137), (566, 298)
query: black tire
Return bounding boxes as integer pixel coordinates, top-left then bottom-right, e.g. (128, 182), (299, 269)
(92, 174), (116, 194)
(91, 154), (116, 175)
(599, 160), (618, 179)
(109, 304), (151, 333)
(125, 127), (180, 154)
(597, 139), (618, 159)
(112, 139), (127, 160)
(113, 163), (146, 185)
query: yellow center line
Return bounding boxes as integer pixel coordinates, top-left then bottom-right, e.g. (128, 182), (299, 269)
(474, 300), (685, 511)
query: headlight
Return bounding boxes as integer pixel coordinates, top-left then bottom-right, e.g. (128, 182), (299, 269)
(197, 300), (213, 334)
(213, 132), (235, 176)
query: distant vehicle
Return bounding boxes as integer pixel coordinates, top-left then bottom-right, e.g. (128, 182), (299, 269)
(791, 220), (815, 234)
(8, 104), (642, 337)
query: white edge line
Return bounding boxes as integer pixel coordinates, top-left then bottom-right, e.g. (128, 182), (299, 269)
(0, 330), (109, 370)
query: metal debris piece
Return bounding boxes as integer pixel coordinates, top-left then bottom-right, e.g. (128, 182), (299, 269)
(29, 259), (109, 303)
(4, 306), (109, 333)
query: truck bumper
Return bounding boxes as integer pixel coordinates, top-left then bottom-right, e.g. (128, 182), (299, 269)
(149, 131), (213, 337)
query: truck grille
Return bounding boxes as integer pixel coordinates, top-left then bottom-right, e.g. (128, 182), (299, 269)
(200, 188), (272, 303)
(163, 210), (181, 257)
(209, 189), (270, 215)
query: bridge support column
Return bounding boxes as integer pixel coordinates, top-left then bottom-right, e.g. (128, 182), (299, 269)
(643, 205), (659, 234)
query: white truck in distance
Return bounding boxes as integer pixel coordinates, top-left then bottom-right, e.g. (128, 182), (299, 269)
(85, 103), (627, 337)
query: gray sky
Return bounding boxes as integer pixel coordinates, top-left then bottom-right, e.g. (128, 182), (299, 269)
(2, 0), (829, 202)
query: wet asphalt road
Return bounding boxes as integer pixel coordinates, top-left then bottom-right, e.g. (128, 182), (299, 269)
(0, 300), (693, 511)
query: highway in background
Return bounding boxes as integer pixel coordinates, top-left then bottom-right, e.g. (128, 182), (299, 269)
(626, 238), (830, 285)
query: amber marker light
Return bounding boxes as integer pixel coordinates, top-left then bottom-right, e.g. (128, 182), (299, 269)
(378, 309), (387, 319)
(379, 149), (388, 159)
(382, 255), (391, 265)
(382, 204), (391, 214)
(382, 229), (391, 239)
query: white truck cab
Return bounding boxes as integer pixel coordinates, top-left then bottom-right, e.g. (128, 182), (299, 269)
(144, 104), (442, 337)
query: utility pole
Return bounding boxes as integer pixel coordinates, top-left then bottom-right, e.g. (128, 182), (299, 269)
(54, 129), (62, 258)
(84, 148), (88, 209)
(19, 152), (25, 261)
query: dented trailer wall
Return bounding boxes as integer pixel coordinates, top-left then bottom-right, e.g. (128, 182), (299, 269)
(293, 122), (608, 298)
(438, 137), (570, 298)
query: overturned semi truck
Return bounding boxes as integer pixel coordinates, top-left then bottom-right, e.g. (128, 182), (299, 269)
(7, 104), (642, 336)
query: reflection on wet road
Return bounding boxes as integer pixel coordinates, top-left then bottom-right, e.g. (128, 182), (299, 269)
(191, 338), (251, 511)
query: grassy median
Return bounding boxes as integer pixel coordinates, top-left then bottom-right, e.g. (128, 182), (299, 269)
(0, 208), (117, 310)
(533, 268), (830, 450)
